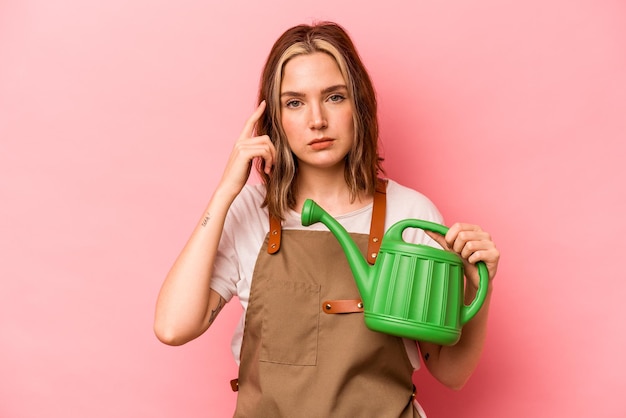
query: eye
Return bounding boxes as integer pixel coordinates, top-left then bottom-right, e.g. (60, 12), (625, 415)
(328, 94), (345, 103)
(285, 99), (302, 109)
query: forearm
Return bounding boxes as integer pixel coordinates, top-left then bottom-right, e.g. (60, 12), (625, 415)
(154, 101), (275, 345)
(419, 284), (494, 389)
(154, 187), (235, 345)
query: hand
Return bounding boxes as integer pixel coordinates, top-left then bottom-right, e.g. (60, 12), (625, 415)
(426, 223), (500, 289)
(218, 101), (276, 197)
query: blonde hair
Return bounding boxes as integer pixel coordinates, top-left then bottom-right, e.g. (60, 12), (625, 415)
(255, 22), (383, 220)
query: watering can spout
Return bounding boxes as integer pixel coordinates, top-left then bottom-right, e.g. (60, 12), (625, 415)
(301, 199), (372, 299)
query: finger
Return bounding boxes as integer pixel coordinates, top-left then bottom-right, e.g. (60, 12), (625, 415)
(459, 238), (495, 263)
(424, 230), (449, 251)
(235, 135), (275, 175)
(234, 136), (273, 161)
(257, 135), (276, 174)
(467, 247), (499, 266)
(468, 247), (500, 281)
(241, 101), (267, 138)
(445, 223), (483, 253)
(265, 147), (275, 174)
(430, 228), (491, 261)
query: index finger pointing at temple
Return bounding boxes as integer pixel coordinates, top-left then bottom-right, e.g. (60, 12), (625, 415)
(241, 101), (267, 138)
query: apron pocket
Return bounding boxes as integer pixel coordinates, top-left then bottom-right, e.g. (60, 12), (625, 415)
(259, 280), (320, 366)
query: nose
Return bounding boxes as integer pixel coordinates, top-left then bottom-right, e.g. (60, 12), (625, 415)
(308, 103), (327, 130)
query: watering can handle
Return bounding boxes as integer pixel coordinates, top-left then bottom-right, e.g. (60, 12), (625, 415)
(386, 219), (489, 326)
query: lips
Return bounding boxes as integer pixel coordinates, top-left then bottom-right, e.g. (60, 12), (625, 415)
(309, 137), (334, 150)
(309, 137), (333, 144)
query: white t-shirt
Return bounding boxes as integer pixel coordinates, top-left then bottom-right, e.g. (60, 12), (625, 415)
(211, 179), (444, 367)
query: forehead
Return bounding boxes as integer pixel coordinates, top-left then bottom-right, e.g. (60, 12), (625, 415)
(281, 52), (346, 91)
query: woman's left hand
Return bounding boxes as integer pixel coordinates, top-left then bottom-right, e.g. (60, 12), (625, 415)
(426, 223), (500, 288)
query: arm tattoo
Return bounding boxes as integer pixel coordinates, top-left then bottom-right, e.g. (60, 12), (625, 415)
(201, 211), (211, 227)
(208, 296), (226, 325)
(424, 353), (430, 361)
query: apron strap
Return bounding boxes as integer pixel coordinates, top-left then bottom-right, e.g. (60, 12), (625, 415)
(322, 299), (364, 314)
(267, 178), (388, 261)
(367, 178), (387, 264)
(267, 214), (282, 254)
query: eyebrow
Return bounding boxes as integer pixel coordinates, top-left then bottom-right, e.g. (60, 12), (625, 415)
(280, 84), (348, 98)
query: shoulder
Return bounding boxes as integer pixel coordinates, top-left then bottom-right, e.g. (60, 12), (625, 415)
(386, 179), (443, 224)
(228, 183), (267, 220)
(223, 183), (269, 238)
(384, 179), (444, 246)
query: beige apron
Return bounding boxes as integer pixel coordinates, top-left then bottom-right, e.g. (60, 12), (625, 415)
(234, 185), (420, 417)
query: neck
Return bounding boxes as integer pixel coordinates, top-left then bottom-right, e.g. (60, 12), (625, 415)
(294, 166), (372, 215)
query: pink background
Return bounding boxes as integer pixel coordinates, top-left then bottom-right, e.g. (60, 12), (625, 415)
(1, 0), (625, 416)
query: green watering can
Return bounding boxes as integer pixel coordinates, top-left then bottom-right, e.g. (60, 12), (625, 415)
(301, 199), (489, 345)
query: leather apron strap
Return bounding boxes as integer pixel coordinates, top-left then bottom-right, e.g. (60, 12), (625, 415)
(367, 178), (388, 264)
(267, 178), (388, 264)
(267, 215), (281, 254)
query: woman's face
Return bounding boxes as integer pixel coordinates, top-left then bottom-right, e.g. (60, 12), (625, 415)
(280, 52), (354, 172)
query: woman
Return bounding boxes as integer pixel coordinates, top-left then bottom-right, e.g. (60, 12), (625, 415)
(155, 22), (499, 417)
